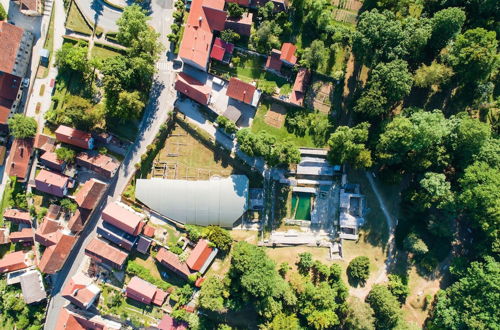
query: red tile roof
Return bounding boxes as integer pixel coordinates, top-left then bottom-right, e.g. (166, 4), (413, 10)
(8, 227), (34, 243)
(156, 248), (192, 278)
(3, 209), (31, 224)
(210, 37), (234, 61)
(280, 43), (297, 65)
(179, 0), (226, 70)
(224, 12), (253, 36)
(62, 273), (100, 309)
(126, 276), (157, 305)
(55, 125), (93, 149)
(76, 152), (119, 178)
(55, 308), (107, 330)
(35, 218), (63, 246)
(158, 314), (188, 330)
(6, 138), (33, 182)
(35, 169), (69, 197)
(226, 78), (256, 104)
(265, 49), (283, 71)
(186, 239), (213, 271)
(102, 202), (144, 236)
(46, 204), (62, 220)
(0, 22), (25, 75)
(67, 208), (91, 233)
(19, 0), (39, 12)
(85, 238), (128, 269)
(40, 151), (65, 170)
(153, 288), (168, 306)
(38, 234), (77, 274)
(290, 68), (310, 106)
(75, 179), (107, 210)
(34, 133), (56, 153)
(175, 72), (211, 105)
(142, 224), (156, 238)
(0, 72), (22, 124)
(0, 250), (29, 273)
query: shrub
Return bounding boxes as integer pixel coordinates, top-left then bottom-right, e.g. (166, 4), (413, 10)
(347, 256), (370, 284)
(168, 243), (183, 255)
(404, 233), (429, 255)
(126, 260), (171, 290)
(56, 147), (76, 163)
(60, 198), (77, 213)
(216, 116), (237, 135)
(203, 225), (232, 253)
(297, 252), (313, 275)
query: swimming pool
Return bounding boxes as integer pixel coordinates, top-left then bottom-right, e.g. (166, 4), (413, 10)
(291, 192), (312, 220)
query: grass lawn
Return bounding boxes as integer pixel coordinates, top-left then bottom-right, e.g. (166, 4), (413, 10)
(91, 44), (123, 60)
(251, 99), (324, 148)
(66, 1), (93, 35)
(37, 4), (56, 78)
(0, 177), (16, 226)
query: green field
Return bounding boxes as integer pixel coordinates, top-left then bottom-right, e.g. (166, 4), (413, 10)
(91, 44), (124, 59)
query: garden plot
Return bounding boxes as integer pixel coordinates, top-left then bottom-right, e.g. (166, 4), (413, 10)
(264, 103), (287, 128)
(305, 77), (335, 114)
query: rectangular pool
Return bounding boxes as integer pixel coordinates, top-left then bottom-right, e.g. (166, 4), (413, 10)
(291, 192), (312, 221)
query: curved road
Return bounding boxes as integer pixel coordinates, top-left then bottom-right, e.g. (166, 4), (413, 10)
(75, 0), (122, 32)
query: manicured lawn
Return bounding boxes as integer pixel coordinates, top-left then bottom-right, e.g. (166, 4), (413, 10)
(250, 100), (323, 148)
(91, 44), (123, 60)
(66, 1), (93, 35)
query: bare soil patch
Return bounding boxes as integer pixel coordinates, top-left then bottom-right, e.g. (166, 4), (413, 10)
(305, 77), (334, 114)
(264, 103), (287, 128)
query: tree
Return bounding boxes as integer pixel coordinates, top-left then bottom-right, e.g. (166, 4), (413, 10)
(185, 225), (202, 242)
(226, 3), (244, 18)
(327, 123), (372, 168)
(8, 114), (37, 139)
(295, 281), (342, 329)
(278, 262), (290, 278)
(264, 313), (300, 330)
(220, 29), (240, 43)
(446, 28), (499, 83)
(203, 226), (232, 253)
(449, 116), (491, 169)
(55, 147), (76, 163)
(345, 297), (376, 330)
(414, 62), (454, 89)
(328, 264), (342, 284)
(53, 95), (103, 130)
(116, 5), (149, 46)
(403, 233), (429, 255)
(55, 42), (89, 74)
(297, 252), (313, 275)
(430, 256), (499, 329)
(301, 40), (327, 71)
(368, 60), (413, 104)
(250, 21), (282, 53)
(354, 83), (388, 116)
(198, 276), (228, 312)
(412, 172), (454, 211)
(0, 4), (7, 21)
(366, 285), (403, 329)
(109, 91), (144, 122)
(474, 138), (500, 169)
(347, 256), (370, 285)
(60, 199), (77, 213)
(401, 17), (432, 64)
(387, 274), (409, 304)
(429, 7), (466, 52)
(269, 140), (301, 166)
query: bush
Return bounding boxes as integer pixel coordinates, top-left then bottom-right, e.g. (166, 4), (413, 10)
(126, 261), (171, 290)
(347, 256), (370, 285)
(203, 225), (232, 253)
(185, 225), (202, 242)
(8, 114), (37, 139)
(297, 252), (313, 275)
(0, 4), (6, 21)
(60, 198), (77, 213)
(56, 147), (76, 163)
(404, 233), (429, 255)
(387, 274), (409, 304)
(168, 243), (183, 255)
(216, 116), (237, 135)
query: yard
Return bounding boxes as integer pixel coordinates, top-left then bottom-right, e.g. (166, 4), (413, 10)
(65, 1), (94, 36)
(251, 99), (327, 148)
(91, 43), (125, 59)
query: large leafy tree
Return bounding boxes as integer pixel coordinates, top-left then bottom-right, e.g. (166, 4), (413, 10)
(198, 276), (228, 312)
(345, 297), (376, 330)
(109, 91), (145, 122)
(446, 28), (499, 83)
(8, 114), (37, 139)
(366, 285), (403, 329)
(250, 21), (282, 53)
(449, 116), (491, 170)
(116, 5), (149, 46)
(301, 40), (328, 71)
(412, 172), (454, 211)
(347, 256), (371, 285)
(327, 123), (372, 168)
(429, 7), (466, 52)
(414, 62), (454, 89)
(264, 313), (300, 330)
(55, 42), (89, 74)
(430, 257), (499, 329)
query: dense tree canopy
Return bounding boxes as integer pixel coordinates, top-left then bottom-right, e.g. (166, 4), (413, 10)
(8, 114), (37, 139)
(328, 123), (372, 168)
(366, 285), (403, 329)
(429, 7), (466, 52)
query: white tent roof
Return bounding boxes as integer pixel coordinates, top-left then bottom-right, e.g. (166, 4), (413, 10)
(136, 175), (249, 227)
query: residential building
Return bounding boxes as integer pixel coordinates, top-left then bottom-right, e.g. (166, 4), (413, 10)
(142, 224), (155, 238)
(34, 133), (56, 153)
(84, 238), (128, 270)
(35, 217), (63, 246)
(55, 125), (94, 149)
(40, 151), (66, 172)
(67, 209), (91, 234)
(174, 72), (211, 105)
(224, 12), (253, 36)
(0, 21), (33, 78)
(8, 227), (34, 243)
(155, 248), (192, 279)
(157, 314), (188, 330)
(5, 138), (34, 182)
(69, 179), (108, 233)
(0, 228), (9, 244)
(0, 250), (31, 273)
(289, 68), (310, 107)
(209, 37), (234, 64)
(136, 175), (248, 227)
(76, 152), (119, 178)
(35, 169), (70, 197)
(226, 78), (260, 107)
(12, 0), (43, 16)
(38, 233), (77, 274)
(101, 202), (145, 236)
(265, 49), (283, 72)
(179, 0), (226, 71)
(0, 72), (22, 129)
(19, 270), (46, 304)
(136, 236), (152, 254)
(126, 276), (165, 305)
(265, 42), (297, 72)
(46, 204), (62, 220)
(186, 239), (216, 273)
(62, 273), (101, 310)
(3, 209), (31, 225)
(55, 307), (122, 330)
(96, 221), (138, 251)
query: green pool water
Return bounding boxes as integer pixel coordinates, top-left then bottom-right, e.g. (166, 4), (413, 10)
(291, 192), (312, 221)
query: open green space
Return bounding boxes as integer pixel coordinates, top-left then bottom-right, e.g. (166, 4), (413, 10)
(91, 43), (125, 60)
(251, 100), (324, 148)
(65, 1), (93, 35)
(0, 177), (16, 226)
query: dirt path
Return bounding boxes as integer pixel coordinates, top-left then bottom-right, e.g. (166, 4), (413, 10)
(349, 172), (397, 299)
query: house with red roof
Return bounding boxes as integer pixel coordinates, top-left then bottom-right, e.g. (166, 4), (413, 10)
(126, 276), (167, 306)
(40, 151), (66, 172)
(68, 179), (108, 233)
(55, 125), (94, 149)
(157, 314), (188, 330)
(34, 133), (56, 153)
(55, 307), (121, 330)
(12, 0), (44, 16)
(0, 72), (23, 130)
(210, 38), (234, 64)
(102, 202), (145, 236)
(8, 227), (34, 244)
(225, 12), (253, 36)
(142, 224), (156, 238)
(35, 169), (70, 197)
(35, 217), (63, 246)
(5, 138), (34, 182)
(62, 273), (101, 310)
(0, 250), (32, 273)
(76, 152), (119, 179)
(3, 209), (32, 225)
(289, 68), (310, 107)
(265, 49), (283, 72)
(179, 0), (227, 71)
(84, 238), (128, 270)
(38, 233), (77, 274)
(226, 77), (261, 107)
(175, 72), (212, 105)
(265, 42), (297, 72)
(156, 247), (192, 279)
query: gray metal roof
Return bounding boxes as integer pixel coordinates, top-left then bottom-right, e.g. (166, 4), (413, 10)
(136, 175), (249, 227)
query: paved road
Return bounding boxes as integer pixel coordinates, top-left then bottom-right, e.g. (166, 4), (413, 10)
(75, 0), (122, 32)
(43, 2), (176, 329)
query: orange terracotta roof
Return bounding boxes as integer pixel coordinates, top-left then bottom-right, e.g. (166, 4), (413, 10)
(142, 224), (156, 238)
(156, 248), (192, 277)
(38, 234), (77, 274)
(35, 218), (63, 246)
(0, 250), (29, 273)
(0, 228), (9, 244)
(186, 239), (213, 271)
(153, 288), (167, 306)
(102, 202), (144, 236)
(0, 72), (22, 123)
(175, 72), (211, 105)
(67, 208), (91, 233)
(35, 169), (69, 189)
(290, 68), (310, 106)
(34, 133), (56, 152)
(85, 238), (128, 268)
(55, 308), (107, 330)
(226, 77), (256, 104)
(6, 138), (34, 181)
(280, 43), (297, 65)
(61, 273), (100, 309)
(0, 22), (25, 74)
(179, 0), (226, 70)
(265, 49), (282, 71)
(126, 276), (157, 304)
(55, 125), (93, 149)
(76, 152), (119, 177)
(8, 227), (34, 242)
(74, 179), (107, 210)
(3, 209), (31, 224)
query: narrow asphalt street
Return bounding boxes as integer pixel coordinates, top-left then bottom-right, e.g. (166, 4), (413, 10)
(43, 1), (175, 328)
